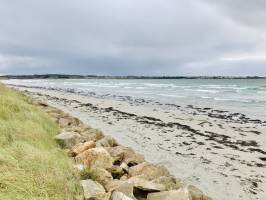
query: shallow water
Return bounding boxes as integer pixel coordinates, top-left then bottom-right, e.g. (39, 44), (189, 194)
(3, 78), (266, 120)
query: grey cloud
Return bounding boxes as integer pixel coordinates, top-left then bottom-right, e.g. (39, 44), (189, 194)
(204, 0), (266, 29)
(0, 0), (265, 75)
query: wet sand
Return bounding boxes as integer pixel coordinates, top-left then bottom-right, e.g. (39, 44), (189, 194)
(13, 85), (266, 200)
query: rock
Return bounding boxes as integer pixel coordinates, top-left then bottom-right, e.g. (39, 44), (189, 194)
(90, 168), (113, 186)
(98, 192), (112, 200)
(37, 101), (48, 107)
(63, 125), (92, 134)
(75, 147), (114, 169)
(120, 162), (129, 173)
(105, 146), (145, 166)
(54, 131), (80, 148)
(105, 180), (126, 192)
(49, 114), (61, 122)
(58, 116), (81, 128)
(81, 179), (108, 200)
(109, 165), (125, 179)
(120, 174), (129, 181)
(147, 188), (192, 200)
(96, 135), (118, 147)
(81, 128), (104, 142)
(46, 109), (63, 121)
(107, 181), (136, 199)
(106, 177), (166, 198)
(79, 167), (113, 185)
(115, 182), (136, 199)
(152, 176), (183, 190)
(188, 185), (212, 200)
(69, 141), (96, 157)
(128, 176), (165, 192)
(111, 191), (135, 200)
(128, 162), (170, 180)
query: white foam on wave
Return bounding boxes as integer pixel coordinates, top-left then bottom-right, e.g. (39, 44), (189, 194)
(200, 96), (212, 99)
(144, 83), (177, 88)
(185, 89), (219, 94)
(214, 97), (253, 103)
(157, 94), (186, 98)
(257, 91), (266, 94)
(214, 97), (233, 101)
(135, 87), (147, 89)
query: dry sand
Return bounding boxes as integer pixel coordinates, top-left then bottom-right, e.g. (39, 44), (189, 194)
(14, 86), (266, 200)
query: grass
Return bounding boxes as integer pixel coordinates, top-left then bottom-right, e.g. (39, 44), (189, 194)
(0, 84), (80, 200)
(79, 168), (98, 181)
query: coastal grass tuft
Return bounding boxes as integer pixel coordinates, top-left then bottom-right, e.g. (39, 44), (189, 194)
(0, 84), (80, 200)
(79, 168), (98, 181)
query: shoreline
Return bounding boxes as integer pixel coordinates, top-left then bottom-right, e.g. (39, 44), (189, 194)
(37, 93), (211, 200)
(11, 85), (266, 200)
(6, 83), (266, 124)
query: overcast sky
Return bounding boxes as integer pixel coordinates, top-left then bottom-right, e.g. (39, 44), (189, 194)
(0, 0), (266, 76)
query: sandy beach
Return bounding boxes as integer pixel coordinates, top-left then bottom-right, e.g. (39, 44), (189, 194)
(13, 85), (266, 200)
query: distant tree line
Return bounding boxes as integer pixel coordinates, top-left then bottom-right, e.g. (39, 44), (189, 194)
(1, 74), (265, 79)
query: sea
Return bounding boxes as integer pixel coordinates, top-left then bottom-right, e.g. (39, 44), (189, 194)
(2, 78), (266, 121)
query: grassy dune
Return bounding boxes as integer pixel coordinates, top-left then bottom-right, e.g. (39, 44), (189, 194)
(0, 84), (79, 200)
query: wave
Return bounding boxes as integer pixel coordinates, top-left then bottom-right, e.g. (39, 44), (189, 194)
(257, 91), (266, 94)
(157, 94), (186, 98)
(200, 96), (212, 99)
(143, 83), (178, 88)
(184, 89), (220, 93)
(213, 97), (256, 103)
(135, 87), (147, 89)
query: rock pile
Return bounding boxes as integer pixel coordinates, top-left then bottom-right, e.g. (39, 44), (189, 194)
(37, 101), (212, 200)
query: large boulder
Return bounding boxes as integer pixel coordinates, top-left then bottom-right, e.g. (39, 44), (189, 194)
(81, 128), (104, 142)
(75, 147), (114, 169)
(127, 176), (165, 192)
(111, 191), (135, 200)
(69, 141), (96, 157)
(120, 174), (129, 181)
(105, 146), (145, 166)
(152, 176), (183, 190)
(54, 131), (80, 148)
(90, 168), (113, 186)
(105, 177), (167, 199)
(115, 182), (136, 199)
(188, 185), (212, 200)
(147, 188), (192, 200)
(47, 110), (62, 122)
(81, 179), (109, 200)
(105, 180), (136, 199)
(58, 116), (81, 128)
(96, 135), (118, 147)
(105, 180), (126, 192)
(128, 162), (170, 180)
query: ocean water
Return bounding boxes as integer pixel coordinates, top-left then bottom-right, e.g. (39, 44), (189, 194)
(3, 78), (266, 120)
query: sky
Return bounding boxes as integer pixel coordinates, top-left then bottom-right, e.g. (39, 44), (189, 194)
(0, 0), (266, 76)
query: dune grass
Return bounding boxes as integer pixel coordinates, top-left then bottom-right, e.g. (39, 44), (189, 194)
(0, 84), (80, 200)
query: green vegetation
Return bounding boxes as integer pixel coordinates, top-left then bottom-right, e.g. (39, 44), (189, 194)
(0, 84), (80, 200)
(79, 168), (98, 181)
